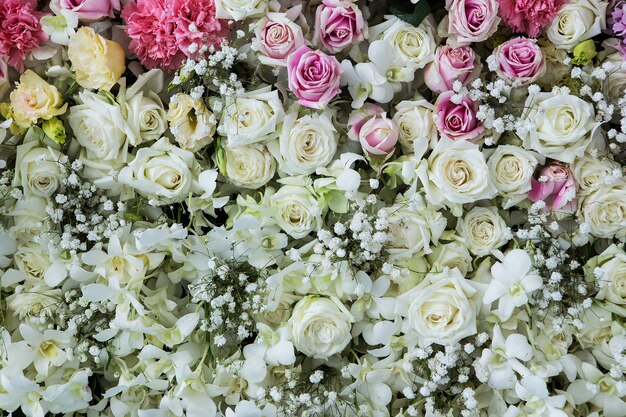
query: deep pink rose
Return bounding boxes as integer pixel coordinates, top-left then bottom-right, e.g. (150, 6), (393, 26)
(314, 0), (366, 53)
(499, 0), (567, 38)
(256, 12), (306, 66)
(424, 45), (482, 93)
(50, 0), (120, 22)
(348, 103), (398, 156)
(446, 0), (500, 44)
(287, 45), (342, 109)
(0, 0), (48, 72)
(435, 91), (484, 142)
(492, 37), (545, 84)
(528, 162), (577, 212)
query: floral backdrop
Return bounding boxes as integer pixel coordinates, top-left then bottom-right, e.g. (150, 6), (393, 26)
(0, 0), (626, 416)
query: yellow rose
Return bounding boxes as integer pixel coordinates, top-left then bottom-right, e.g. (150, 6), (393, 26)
(68, 27), (125, 91)
(9, 70), (66, 128)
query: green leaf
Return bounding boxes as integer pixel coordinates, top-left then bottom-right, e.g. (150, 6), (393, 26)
(389, 0), (431, 27)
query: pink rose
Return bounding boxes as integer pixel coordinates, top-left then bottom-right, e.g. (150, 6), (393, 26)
(499, 0), (567, 38)
(435, 91), (484, 142)
(446, 0), (501, 44)
(256, 12), (306, 66)
(492, 37), (545, 84)
(348, 103), (398, 156)
(424, 45), (482, 94)
(528, 162), (577, 212)
(51, 0), (120, 22)
(314, 0), (366, 53)
(287, 45), (342, 109)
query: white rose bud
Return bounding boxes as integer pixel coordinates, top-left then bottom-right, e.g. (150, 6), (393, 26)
(393, 98), (438, 155)
(290, 296), (354, 359)
(457, 206), (509, 257)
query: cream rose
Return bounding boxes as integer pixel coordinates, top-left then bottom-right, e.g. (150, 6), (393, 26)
(219, 87), (284, 147)
(457, 206), (509, 257)
(546, 0), (607, 52)
(118, 138), (201, 202)
(397, 268), (478, 346)
(8, 197), (50, 243)
(68, 26), (125, 91)
(14, 244), (51, 283)
(10, 70), (67, 128)
(427, 241), (474, 276)
(224, 143), (276, 189)
(520, 92), (598, 163)
(270, 180), (323, 238)
(271, 111), (338, 176)
(384, 205), (447, 258)
(216, 0), (267, 21)
(68, 90), (136, 162)
(7, 285), (63, 320)
(168, 93), (216, 152)
(578, 181), (626, 240)
(393, 98), (438, 155)
(14, 142), (63, 198)
(586, 245), (626, 305)
(122, 70), (167, 145)
(417, 137), (497, 215)
(487, 145), (541, 209)
(370, 16), (437, 70)
(572, 155), (621, 192)
(289, 295), (354, 359)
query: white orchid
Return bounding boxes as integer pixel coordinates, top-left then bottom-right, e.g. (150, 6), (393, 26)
(477, 325), (532, 390)
(567, 362), (626, 417)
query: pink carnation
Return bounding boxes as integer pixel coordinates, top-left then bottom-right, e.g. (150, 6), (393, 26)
(0, 0), (48, 72)
(122, 0), (228, 71)
(498, 0), (567, 38)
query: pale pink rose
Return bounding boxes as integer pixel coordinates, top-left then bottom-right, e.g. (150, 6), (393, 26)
(446, 0), (501, 44)
(314, 0), (366, 53)
(528, 162), (577, 212)
(51, 0), (120, 22)
(287, 45), (342, 109)
(435, 91), (484, 142)
(492, 37), (545, 84)
(348, 103), (398, 155)
(424, 45), (482, 93)
(256, 12), (306, 66)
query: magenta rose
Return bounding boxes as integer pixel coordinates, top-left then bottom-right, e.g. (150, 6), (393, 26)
(492, 37), (545, 84)
(256, 12), (306, 66)
(51, 0), (120, 22)
(424, 46), (482, 93)
(348, 103), (398, 156)
(446, 0), (501, 44)
(287, 45), (342, 109)
(528, 162), (577, 212)
(314, 0), (366, 53)
(435, 91), (484, 142)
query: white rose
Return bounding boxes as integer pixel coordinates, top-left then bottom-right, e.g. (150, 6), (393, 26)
(68, 90), (136, 162)
(167, 93), (216, 152)
(393, 98), (438, 155)
(216, 0), (267, 21)
(219, 86), (284, 147)
(370, 16), (437, 70)
(270, 179), (323, 238)
(14, 143), (63, 198)
(118, 138), (200, 203)
(546, 0), (607, 51)
(270, 110), (338, 176)
(572, 155), (621, 192)
(487, 145), (542, 209)
(14, 244), (51, 283)
(223, 143), (276, 189)
(397, 268), (479, 346)
(589, 245), (626, 305)
(78, 150), (125, 196)
(418, 137), (497, 215)
(125, 94), (167, 146)
(520, 92), (598, 163)
(457, 206), (509, 257)
(8, 196), (51, 243)
(384, 205), (447, 258)
(289, 295), (354, 359)
(578, 181), (626, 240)
(427, 241), (474, 276)
(599, 43), (626, 101)
(7, 284), (63, 320)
